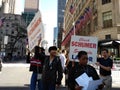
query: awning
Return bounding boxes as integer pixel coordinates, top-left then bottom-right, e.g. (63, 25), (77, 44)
(99, 40), (120, 46)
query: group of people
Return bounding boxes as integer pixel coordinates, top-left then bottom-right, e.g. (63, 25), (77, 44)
(29, 46), (63, 90)
(29, 45), (113, 90)
(66, 48), (113, 90)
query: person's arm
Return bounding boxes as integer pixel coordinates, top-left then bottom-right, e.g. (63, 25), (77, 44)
(96, 62), (111, 71)
(38, 38), (41, 46)
(56, 58), (63, 86)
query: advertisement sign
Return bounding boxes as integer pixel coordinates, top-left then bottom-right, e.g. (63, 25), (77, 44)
(69, 35), (98, 64)
(27, 11), (43, 51)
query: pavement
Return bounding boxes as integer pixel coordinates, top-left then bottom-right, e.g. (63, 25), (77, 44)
(0, 61), (120, 90)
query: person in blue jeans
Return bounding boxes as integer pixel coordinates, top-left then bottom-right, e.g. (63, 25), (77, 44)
(29, 46), (45, 90)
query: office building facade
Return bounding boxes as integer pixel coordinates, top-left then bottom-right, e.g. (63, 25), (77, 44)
(1, 0), (15, 14)
(22, 0), (39, 26)
(62, 0), (120, 56)
(57, 0), (66, 49)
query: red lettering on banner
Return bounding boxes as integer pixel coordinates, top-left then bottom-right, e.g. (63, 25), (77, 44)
(74, 49), (79, 53)
(71, 41), (96, 48)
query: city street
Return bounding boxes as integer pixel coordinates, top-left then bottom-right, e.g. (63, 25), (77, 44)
(0, 62), (120, 90)
(0, 62), (66, 90)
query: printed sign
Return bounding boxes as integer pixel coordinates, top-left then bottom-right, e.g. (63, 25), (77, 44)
(69, 35), (98, 64)
(27, 11), (43, 51)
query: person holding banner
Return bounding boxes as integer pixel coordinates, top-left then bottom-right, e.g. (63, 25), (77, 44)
(29, 46), (45, 90)
(68, 51), (103, 90)
(96, 48), (113, 90)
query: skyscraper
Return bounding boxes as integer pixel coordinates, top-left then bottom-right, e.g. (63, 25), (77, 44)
(22, 0), (39, 26)
(57, 0), (66, 49)
(2, 0), (15, 14)
(24, 0), (39, 13)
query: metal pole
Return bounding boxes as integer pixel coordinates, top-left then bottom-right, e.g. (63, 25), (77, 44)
(72, 14), (75, 36)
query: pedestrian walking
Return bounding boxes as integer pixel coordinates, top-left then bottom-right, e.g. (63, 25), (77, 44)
(59, 49), (67, 71)
(42, 46), (63, 90)
(96, 48), (113, 90)
(59, 49), (67, 86)
(0, 57), (2, 72)
(29, 46), (45, 90)
(67, 51), (103, 90)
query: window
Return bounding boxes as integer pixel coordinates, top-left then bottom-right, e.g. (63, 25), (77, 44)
(103, 11), (112, 28)
(105, 34), (111, 39)
(11, 39), (14, 42)
(11, 31), (14, 34)
(6, 24), (9, 27)
(102, 0), (111, 5)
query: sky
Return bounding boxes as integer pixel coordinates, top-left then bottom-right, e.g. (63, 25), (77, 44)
(15, 0), (57, 47)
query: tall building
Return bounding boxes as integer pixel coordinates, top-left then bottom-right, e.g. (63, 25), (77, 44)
(24, 0), (39, 13)
(2, 0), (15, 14)
(62, 0), (120, 57)
(0, 14), (27, 57)
(53, 27), (58, 46)
(22, 0), (39, 26)
(57, 0), (66, 49)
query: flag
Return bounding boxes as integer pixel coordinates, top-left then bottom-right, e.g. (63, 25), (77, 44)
(85, 7), (92, 19)
(69, 4), (75, 14)
(0, 17), (5, 27)
(84, 10), (89, 23)
(79, 16), (85, 28)
(75, 20), (80, 30)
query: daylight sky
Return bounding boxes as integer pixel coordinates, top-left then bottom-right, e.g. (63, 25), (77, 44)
(15, 0), (57, 47)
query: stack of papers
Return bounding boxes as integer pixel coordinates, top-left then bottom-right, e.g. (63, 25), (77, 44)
(75, 73), (102, 90)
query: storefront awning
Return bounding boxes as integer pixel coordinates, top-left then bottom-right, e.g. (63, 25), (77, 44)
(99, 40), (120, 46)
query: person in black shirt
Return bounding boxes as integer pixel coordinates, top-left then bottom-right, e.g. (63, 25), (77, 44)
(96, 48), (113, 90)
(68, 51), (103, 90)
(42, 46), (63, 90)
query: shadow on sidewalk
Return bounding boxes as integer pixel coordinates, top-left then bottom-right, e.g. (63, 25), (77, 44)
(0, 87), (29, 90)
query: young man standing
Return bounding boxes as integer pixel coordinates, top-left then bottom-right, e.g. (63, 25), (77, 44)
(68, 51), (103, 90)
(96, 48), (113, 90)
(42, 46), (63, 90)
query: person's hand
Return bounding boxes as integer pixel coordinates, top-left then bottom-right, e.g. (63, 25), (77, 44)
(95, 62), (100, 66)
(75, 85), (83, 90)
(98, 83), (104, 90)
(38, 38), (41, 46)
(56, 84), (60, 88)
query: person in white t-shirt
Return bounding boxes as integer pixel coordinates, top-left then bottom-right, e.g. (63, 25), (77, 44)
(59, 49), (67, 71)
(59, 49), (67, 86)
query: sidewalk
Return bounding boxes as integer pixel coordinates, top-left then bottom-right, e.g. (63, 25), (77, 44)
(1, 61), (120, 90)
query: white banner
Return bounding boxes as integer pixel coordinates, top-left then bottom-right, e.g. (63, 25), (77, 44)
(69, 35), (98, 64)
(27, 11), (43, 51)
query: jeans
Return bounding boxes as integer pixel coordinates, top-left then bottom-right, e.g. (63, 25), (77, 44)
(30, 72), (43, 90)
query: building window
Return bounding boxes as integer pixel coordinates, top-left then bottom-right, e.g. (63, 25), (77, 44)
(11, 31), (14, 34)
(6, 24), (9, 27)
(102, 0), (111, 5)
(103, 11), (112, 28)
(105, 34), (111, 39)
(11, 39), (14, 42)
